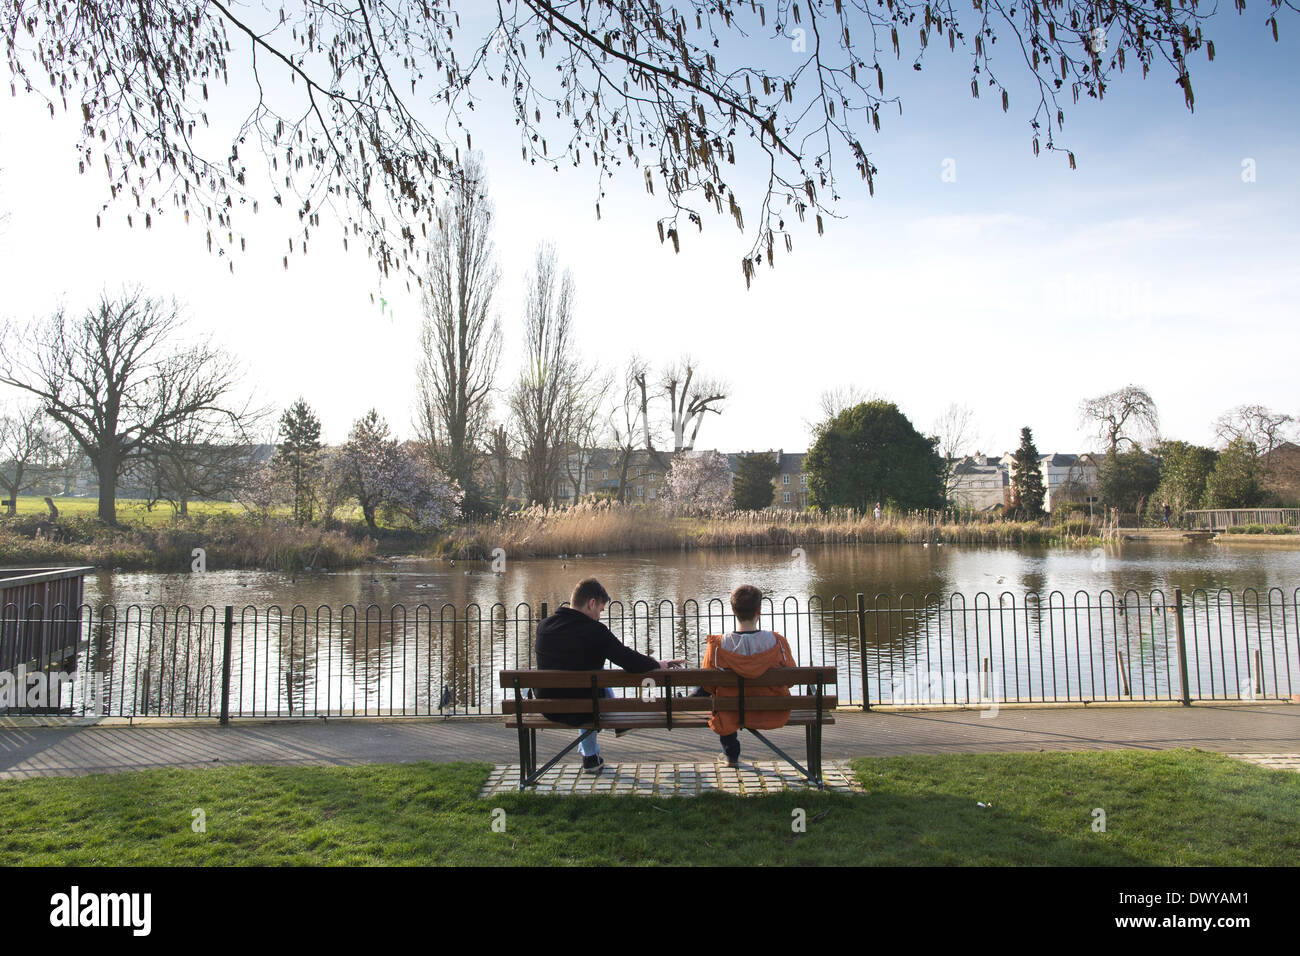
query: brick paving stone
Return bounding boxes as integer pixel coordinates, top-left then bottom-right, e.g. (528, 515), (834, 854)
(476, 760), (865, 798)
(1223, 753), (1300, 773)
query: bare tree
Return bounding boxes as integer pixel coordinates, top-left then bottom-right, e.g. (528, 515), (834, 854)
(814, 385), (886, 425)
(130, 413), (263, 516)
(415, 152), (502, 514)
(6, 2), (1259, 285)
(0, 290), (252, 524)
(1214, 404), (1295, 468)
(1079, 385), (1160, 456)
(661, 357), (727, 452)
(508, 244), (588, 506)
(933, 402), (979, 504)
(558, 370), (611, 504)
(607, 357), (661, 504)
(485, 423), (515, 511)
(0, 403), (58, 514)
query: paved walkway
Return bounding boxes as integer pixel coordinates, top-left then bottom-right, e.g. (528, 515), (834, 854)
(0, 703), (1295, 780)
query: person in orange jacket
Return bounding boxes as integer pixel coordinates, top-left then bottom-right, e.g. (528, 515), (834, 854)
(695, 584), (797, 768)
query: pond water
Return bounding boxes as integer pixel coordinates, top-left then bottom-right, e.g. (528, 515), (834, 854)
(85, 539), (1300, 611)
(36, 541), (1300, 718)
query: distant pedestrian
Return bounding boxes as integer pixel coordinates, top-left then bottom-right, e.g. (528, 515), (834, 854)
(1162, 502), (1171, 528)
(873, 501), (882, 521)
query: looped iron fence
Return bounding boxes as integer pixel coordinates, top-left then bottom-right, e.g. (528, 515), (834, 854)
(1, 587), (1295, 718)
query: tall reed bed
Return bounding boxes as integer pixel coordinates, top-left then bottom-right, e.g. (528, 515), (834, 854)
(443, 500), (1097, 559)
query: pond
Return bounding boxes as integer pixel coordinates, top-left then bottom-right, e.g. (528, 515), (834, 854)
(33, 541), (1300, 718)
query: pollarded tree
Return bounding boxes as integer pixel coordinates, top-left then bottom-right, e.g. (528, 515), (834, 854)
(732, 453), (778, 511)
(1010, 427), (1046, 518)
(5, 1), (1281, 286)
(660, 358), (727, 453)
(805, 401), (945, 512)
(660, 451), (735, 514)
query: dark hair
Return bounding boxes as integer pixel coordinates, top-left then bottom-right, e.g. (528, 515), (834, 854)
(730, 584), (762, 622)
(571, 578), (611, 609)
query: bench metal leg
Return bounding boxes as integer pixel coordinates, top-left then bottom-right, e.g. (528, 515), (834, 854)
(747, 728), (822, 790)
(516, 720), (531, 782)
(528, 728), (537, 778)
(519, 729), (594, 790)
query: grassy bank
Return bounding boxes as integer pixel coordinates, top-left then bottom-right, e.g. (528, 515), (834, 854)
(441, 500), (1099, 560)
(0, 512), (375, 572)
(0, 750), (1293, 865)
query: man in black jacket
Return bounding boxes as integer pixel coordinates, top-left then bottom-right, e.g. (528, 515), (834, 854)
(536, 577), (682, 773)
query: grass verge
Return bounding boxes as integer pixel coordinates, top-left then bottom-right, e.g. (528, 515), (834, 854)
(0, 749), (1294, 865)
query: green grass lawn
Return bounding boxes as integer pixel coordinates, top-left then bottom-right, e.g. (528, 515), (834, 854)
(10, 495), (250, 524)
(0, 749), (1295, 866)
(10, 496), (390, 530)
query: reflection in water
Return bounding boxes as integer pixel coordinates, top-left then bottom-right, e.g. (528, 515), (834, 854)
(6, 542), (1295, 715)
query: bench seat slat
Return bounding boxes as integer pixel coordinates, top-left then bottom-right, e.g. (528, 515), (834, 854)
(502, 695), (838, 714)
(498, 667), (835, 689)
(504, 709), (836, 730)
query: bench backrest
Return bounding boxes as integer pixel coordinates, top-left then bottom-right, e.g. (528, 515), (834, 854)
(499, 667), (839, 720)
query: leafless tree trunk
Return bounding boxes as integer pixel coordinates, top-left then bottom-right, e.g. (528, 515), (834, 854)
(1079, 385), (1160, 456)
(933, 402), (979, 504)
(415, 152), (502, 514)
(508, 245), (587, 507)
(486, 423), (514, 511)
(609, 357), (659, 503)
(0, 404), (58, 514)
(661, 356), (727, 452)
(1214, 404), (1295, 469)
(0, 289), (253, 524)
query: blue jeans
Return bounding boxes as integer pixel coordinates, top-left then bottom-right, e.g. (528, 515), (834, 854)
(691, 686), (740, 760)
(578, 687), (614, 757)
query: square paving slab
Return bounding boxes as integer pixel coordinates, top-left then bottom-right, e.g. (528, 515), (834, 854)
(478, 760), (865, 797)
(1224, 753), (1300, 773)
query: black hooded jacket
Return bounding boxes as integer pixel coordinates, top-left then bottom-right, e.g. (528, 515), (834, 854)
(534, 607), (659, 725)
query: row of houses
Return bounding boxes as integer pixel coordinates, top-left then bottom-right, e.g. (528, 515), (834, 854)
(550, 447), (1100, 513)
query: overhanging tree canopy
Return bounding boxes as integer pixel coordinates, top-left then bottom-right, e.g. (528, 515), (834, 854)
(4, 0), (1287, 287)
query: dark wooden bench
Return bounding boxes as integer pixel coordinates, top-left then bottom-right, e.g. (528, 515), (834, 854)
(499, 667), (837, 791)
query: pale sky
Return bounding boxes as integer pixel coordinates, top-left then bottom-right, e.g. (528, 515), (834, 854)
(0, 7), (1296, 458)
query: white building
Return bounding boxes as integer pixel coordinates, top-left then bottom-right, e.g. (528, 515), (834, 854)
(948, 456), (1009, 511)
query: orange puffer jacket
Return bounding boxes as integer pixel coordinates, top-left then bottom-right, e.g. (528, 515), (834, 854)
(700, 631), (797, 736)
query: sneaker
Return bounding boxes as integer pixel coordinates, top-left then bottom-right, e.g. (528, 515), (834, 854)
(614, 728), (633, 738)
(581, 754), (606, 774)
(717, 754), (739, 769)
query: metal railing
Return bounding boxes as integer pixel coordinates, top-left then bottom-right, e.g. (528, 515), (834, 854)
(1, 587), (1296, 718)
